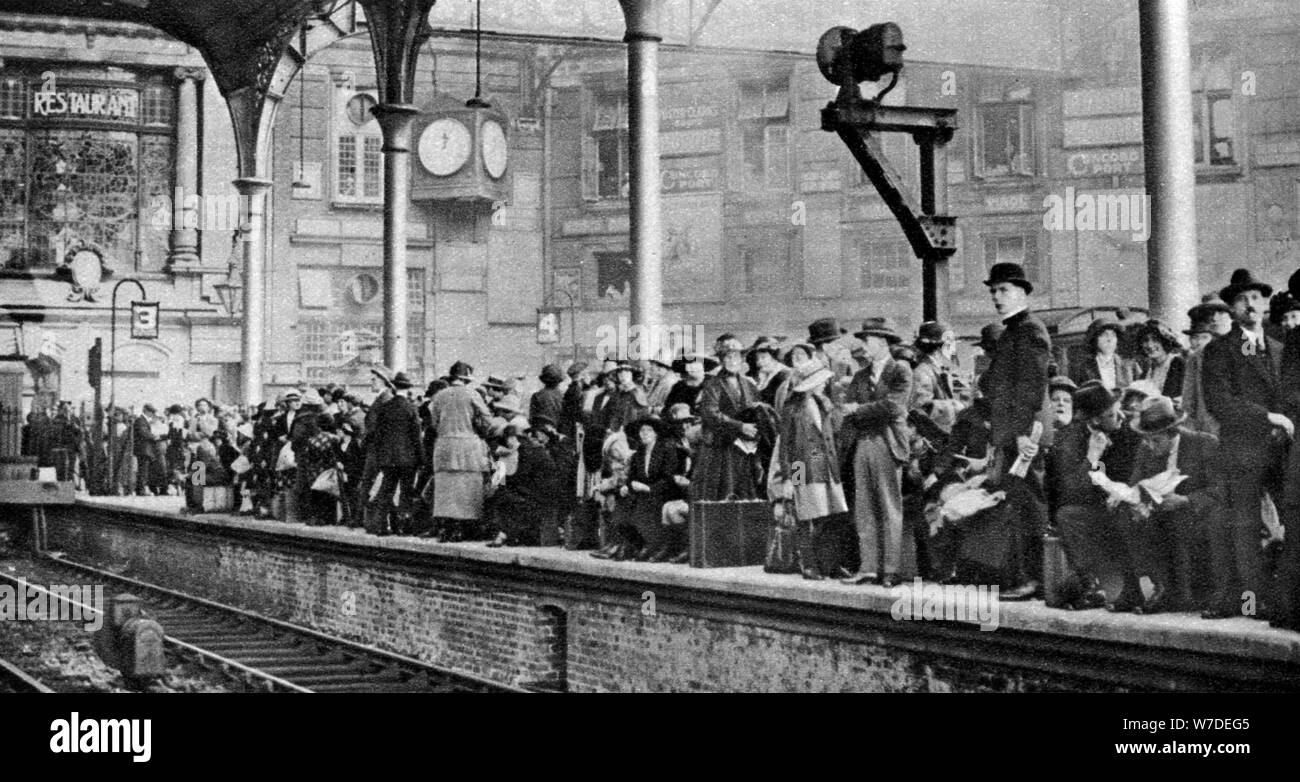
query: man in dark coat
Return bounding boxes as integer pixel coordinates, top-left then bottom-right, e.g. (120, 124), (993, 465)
(841, 319), (913, 586)
(530, 364), (566, 425)
(1046, 382), (1139, 611)
(979, 262), (1052, 599)
(365, 371), (426, 535)
(132, 403), (161, 496)
(693, 335), (762, 500)
(1202, 268), (1291, 620)
(1119, 396), (1226, 613)
(558, 361), (589, 438)
(1274, 268), (1300, 631)
(486, 420), (559, 547)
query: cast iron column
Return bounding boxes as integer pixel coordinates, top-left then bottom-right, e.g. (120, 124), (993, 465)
(1140, 0), (1200, 328)
(233, 177), (270, 405)
(620, 0), (665, 355)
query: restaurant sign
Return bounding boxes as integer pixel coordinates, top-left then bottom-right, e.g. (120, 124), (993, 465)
(32, 86), (139, 121)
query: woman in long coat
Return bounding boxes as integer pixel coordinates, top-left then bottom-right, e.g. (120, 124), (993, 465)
(768, 345), (847, 580)
(428, 362), (493, 540)
(694, 336), (762, 500)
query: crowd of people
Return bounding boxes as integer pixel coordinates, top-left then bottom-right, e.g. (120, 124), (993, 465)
(24, 261), (1300, 633)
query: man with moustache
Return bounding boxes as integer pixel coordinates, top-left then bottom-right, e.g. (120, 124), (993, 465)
(1202, 268), (1291, 620)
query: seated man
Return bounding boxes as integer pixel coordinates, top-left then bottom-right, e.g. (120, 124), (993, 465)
(1046, 382), (1143, 612)
(1114, 396), (1225, 613)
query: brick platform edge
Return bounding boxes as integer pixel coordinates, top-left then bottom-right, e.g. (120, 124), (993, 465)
(22, 498), (1300, 692)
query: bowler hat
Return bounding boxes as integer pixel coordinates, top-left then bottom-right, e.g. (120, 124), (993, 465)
(1131, 395), (1186, 436)
(854, 317), (902, 344)
(984, 262), (1034, 294)
(1220, 268), (1272, 304)
(1073, 381), (1117, 421)
(976, 322), (1005, 353)
(914, 321), (949, 347)
(807, 317), (846, 346)
(390, 372), (414, 390)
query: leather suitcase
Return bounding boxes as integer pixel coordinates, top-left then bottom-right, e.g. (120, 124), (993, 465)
(689, 498), (771, 568)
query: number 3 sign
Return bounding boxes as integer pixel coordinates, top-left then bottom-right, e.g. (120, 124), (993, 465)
(130, 301), (160, 339)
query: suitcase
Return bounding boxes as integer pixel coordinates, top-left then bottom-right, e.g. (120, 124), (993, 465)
(564, 501), (601, 550)
(689, 498), (771, 568)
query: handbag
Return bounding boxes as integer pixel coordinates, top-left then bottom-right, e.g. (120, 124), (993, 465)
(311, 467), (340, 497)
(275, 441), (296, 472)
(763, 503), (799, 574)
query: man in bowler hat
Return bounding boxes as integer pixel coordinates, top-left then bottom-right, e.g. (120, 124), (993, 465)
(1202, 268), (1290, 620)
(980, 262), (1052, 599)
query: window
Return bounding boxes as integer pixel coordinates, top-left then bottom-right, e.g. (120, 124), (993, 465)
(407, 316), (424, 378)
(595, 250), (631, 301)
(407, 267), (426, 310)
(735, 230), (792, 294)
(334, 92), (383, 203)
(1192, 57), (1234, 166)
(984, 234), (1040, 284)
(0, 69), (174, 270)
(300, 321), (331, 364)
(857, 239), (913, 292)
(582, 93), (628, 200)
(975, 103), (1034, 177)
(739, 78), (790, 189)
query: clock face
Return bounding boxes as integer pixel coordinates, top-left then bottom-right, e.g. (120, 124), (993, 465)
(418, 118), (472, 177)
(481, 119), (508, 179)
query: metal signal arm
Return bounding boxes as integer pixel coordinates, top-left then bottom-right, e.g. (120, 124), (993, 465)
(822, 97), (958, 320)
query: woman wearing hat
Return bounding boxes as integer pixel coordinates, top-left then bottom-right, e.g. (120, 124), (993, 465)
(1135, 320), (1186, 400)
(426, 360), (494, 541)
(1071, 318), (1139, 393)
(485, 417), (559, 548)
(663, 354), (716, 414)
(693, 335), (763, 501)
(768, 348), (847, 580)
(612, 414), (678, 561)
(747, 336), (790, 409)
(655, 404), (702, 564)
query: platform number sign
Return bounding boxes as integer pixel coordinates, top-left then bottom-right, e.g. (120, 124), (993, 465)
(130, 301), (160, 340)
(537, 308), (560, 345)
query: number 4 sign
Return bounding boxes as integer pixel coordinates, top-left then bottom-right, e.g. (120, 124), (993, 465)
(130, 301), (160, 339)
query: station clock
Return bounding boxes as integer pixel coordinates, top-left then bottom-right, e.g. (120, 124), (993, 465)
(411, 93), (511, 204)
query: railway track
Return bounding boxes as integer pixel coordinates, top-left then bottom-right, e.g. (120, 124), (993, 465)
(1, 555), (526, 694)
(0, 657), (55, 693)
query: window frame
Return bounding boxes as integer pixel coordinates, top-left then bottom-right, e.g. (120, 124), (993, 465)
(973, 101), (1036, 179)
(332, 90), (384, 205)
(582, 91), (629, 202)
(982, 231), (1042, 286)
(737, 77), (791, 191)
